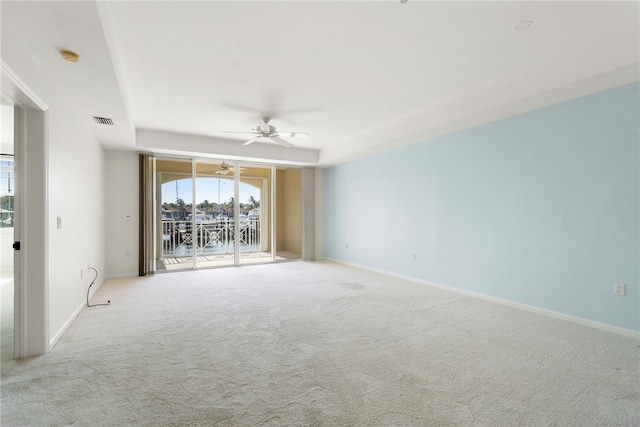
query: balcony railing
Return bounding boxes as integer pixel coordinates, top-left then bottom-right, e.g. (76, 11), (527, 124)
(162, 218), (261, 258)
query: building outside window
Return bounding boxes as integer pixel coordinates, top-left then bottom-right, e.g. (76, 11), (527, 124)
(0, 157), (14, 228)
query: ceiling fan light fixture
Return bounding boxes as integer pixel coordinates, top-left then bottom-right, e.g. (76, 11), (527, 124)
(258, 118), (273, 134)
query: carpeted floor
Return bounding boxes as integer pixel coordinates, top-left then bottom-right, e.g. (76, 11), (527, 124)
(1, 261), (639, 426)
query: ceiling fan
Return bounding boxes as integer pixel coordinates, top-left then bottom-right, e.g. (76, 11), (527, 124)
(214, 162), (244, 176)
(221, 117), (309, 148)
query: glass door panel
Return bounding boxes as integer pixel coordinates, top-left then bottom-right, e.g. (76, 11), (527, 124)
(193, 160), (235, 268)
(156, 158), (194, 270)
(239, 163), (272, 265)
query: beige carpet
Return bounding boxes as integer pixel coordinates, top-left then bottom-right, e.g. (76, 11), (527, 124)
(1, 261), (638, 426)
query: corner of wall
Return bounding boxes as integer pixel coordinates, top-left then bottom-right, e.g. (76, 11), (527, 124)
(314, 167), (325, 259)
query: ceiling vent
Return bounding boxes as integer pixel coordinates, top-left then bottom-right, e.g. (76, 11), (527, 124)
(91, 116), (114, 126)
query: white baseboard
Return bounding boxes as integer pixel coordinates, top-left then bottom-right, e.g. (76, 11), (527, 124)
(49, 299), (85, 349)
(326, 258), (640, 340)
(49, 276), (107, 349)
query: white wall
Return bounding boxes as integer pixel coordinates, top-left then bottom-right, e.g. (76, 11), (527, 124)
(105, 150), (139, 278)
(2, 17), (107, 352)
(47, 91), (107, 345)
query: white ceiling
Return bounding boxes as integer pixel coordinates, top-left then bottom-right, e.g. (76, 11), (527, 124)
(1, 1), (638, 166)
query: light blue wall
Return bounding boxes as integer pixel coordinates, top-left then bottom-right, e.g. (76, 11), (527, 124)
(325, 82), (639, 332)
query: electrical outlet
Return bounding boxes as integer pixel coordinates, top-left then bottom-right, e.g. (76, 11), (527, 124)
(613, 283), (625, 296)
(412, 253), (416, 261)
(80, 269), (83, 279)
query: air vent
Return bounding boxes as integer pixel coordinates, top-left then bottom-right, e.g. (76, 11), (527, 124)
(91, 116), (114, 126)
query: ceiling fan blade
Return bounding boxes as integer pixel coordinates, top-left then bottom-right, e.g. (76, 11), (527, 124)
(220, 131), (260, 135)
(242, 136), (262, 146)
(270, 136), (293, 148)
(277, 132), (309, 138)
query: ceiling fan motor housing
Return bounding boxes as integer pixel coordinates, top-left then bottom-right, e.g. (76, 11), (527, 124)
(258, 121), (275, 135)
(221, 118), (304, 147)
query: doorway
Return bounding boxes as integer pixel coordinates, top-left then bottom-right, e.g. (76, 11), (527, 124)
(0, 102), (15, 362)
(1, 67), (49, 358)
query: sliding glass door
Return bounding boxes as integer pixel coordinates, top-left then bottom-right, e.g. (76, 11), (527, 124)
(238, 163), (272, 265)
(156, 158), (194, 270)
(153, 157), (290, 271)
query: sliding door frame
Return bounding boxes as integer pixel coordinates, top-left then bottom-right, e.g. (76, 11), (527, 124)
(145, 155), (310, 271)
(270, 165), (276, 263)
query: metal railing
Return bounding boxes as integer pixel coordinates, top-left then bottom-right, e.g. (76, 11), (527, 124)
(162, 218), (261, 257)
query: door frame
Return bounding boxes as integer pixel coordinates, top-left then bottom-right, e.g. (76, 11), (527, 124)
(2, 61), (49, 358)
